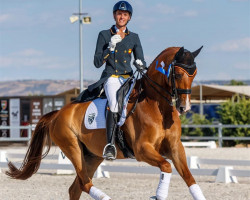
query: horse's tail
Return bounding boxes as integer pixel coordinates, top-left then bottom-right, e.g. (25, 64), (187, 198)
(5, 110), (58, 180)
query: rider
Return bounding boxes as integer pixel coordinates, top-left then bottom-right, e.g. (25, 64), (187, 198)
(93, 1), (146, 160)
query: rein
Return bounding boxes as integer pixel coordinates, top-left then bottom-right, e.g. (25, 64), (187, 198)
(126, 71), (143, 119)
(137, 60), (194, 107)
(138, 69), (174, 106)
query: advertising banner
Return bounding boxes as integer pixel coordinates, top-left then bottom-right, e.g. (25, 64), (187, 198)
(0, 99), (9, 137)
(9, 98), (20, 138)
(54, 98), (64, 111)
(43, 98), (53, 115)
(31, 99), (42, 124)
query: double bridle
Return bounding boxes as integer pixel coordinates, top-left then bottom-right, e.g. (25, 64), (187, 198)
(137, 59), (196, 107)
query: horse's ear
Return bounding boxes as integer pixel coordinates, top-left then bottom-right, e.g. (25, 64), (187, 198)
(174, 47), (184, 60)
(192, 46), (203, 58)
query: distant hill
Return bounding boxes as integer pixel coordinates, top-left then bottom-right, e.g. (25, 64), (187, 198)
(0, 79), (249, 97)
(0, 80), (94, 97)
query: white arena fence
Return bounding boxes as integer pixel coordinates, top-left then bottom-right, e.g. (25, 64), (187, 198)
(0, 124), (250, 147)
(181, 124), (250, 147)
(0, 149), (250, 183)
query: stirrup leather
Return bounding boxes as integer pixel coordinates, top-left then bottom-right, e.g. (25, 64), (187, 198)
(103, 143), (117, 160)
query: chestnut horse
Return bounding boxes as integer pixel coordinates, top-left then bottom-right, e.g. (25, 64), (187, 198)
(6, 46), (205, 200)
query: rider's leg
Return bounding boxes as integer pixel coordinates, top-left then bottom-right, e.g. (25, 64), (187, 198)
(103, 109), (118, 160)
(103, 76), (127, 160)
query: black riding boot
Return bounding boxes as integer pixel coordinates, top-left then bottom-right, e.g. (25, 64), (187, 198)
(103, 110), (118, 160)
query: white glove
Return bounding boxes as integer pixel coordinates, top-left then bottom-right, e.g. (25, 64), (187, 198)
(109, 35), (122, 51)
(135, 59), (143, 66)
(134, 59), (146, 71)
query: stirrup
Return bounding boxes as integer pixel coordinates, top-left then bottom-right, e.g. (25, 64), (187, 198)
(103, 144), (117, 160)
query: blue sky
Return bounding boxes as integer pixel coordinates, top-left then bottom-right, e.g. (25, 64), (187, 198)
(0, 0), (249, 81)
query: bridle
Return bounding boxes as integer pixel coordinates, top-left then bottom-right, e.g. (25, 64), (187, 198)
(171, 60), (197, 95)
(137, 58), (196, 107)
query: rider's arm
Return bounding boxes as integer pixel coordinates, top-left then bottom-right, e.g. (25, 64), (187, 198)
(133, 34), (146, 67)
(94, 32), (111, 68)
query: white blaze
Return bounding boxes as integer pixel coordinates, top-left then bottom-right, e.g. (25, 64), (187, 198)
(185, 95), (191, 111)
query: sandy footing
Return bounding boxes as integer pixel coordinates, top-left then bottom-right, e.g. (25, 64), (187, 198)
(0, 147), (249, 200)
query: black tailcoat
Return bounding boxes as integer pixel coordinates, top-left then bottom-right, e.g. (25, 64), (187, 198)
(88, 25), (146, 92)
(76, 25), (146, 102)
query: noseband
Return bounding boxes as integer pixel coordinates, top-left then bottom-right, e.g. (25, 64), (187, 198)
(138, 59), (196, 106)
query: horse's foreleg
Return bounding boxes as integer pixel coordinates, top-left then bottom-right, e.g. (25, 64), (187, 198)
(171, 142), (206, 200)
(137, 142), (172, 200)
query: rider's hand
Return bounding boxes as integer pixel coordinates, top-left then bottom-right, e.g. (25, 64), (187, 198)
(134, 59), (146, 71)
(109, 35), (122, 51)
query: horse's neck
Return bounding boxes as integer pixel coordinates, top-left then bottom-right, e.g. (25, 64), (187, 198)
(130, 77), (174, 118)
(142, 69), (171, 103)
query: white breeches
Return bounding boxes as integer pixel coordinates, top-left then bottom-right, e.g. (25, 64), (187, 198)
(104, 76), (128, 112)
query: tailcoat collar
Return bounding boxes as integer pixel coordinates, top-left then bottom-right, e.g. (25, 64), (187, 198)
(110, 25), (130, 36)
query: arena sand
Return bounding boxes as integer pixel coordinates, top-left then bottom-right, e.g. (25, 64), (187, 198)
(0, 147), (249, 200)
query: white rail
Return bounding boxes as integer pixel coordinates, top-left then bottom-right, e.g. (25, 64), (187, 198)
(0, 125), (34, 142)
(181, 124), (250, 147)
(0, 124), (250, 147)
(0, 151), (249, 183)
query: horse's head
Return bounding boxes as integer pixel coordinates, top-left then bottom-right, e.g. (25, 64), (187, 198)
(172, 46), (203, 114)
(146, 46), (203, 115)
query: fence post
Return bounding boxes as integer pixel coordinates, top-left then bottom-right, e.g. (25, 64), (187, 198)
(0, 151), (7, 173)
(28, 125), (32, 140)
(218, 123), (223, 147)
(215, 166), (238, 183)
(187, 156), (200, 169)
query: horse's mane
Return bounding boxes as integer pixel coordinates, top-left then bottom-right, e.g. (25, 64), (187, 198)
(148, 47), (179, 68)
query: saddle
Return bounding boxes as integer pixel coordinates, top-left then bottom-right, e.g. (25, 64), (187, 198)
(78, 77), (137, 158)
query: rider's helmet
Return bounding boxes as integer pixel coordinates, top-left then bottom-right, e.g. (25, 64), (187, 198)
(113, 1), (133, 17)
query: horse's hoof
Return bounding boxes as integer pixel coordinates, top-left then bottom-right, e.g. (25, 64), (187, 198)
(149, 196), (157, 200)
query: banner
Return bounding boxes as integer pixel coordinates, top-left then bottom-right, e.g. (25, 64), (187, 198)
(31, 99), (42, 124)
(43, 98), (53, 115)
(9, 98), (20, 138)
(54, 98), (64, 110)
(0, 99), (9, 137)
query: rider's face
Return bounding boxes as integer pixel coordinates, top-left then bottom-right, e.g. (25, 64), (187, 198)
(113, 10), (131, 29)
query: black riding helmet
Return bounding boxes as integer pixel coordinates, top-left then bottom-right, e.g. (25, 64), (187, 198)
(113, 1), (133, 17)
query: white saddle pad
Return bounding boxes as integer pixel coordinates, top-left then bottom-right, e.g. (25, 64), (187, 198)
(84, 78), (136, 130)
(84, 98), (107, 129)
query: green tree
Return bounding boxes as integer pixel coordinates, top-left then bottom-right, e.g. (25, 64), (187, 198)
(180, 112), (216, 137)
(227, 79), (245, 85)
(217, 95), (250, 146)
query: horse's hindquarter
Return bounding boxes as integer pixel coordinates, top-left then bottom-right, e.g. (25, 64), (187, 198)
(50, 102), (90, 142)
(50, 101), (126, 158)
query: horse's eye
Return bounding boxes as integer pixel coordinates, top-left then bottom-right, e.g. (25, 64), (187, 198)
(175, 73), (182, 80)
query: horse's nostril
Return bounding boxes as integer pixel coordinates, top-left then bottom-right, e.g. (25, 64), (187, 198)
(180, 107), (185, 112)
